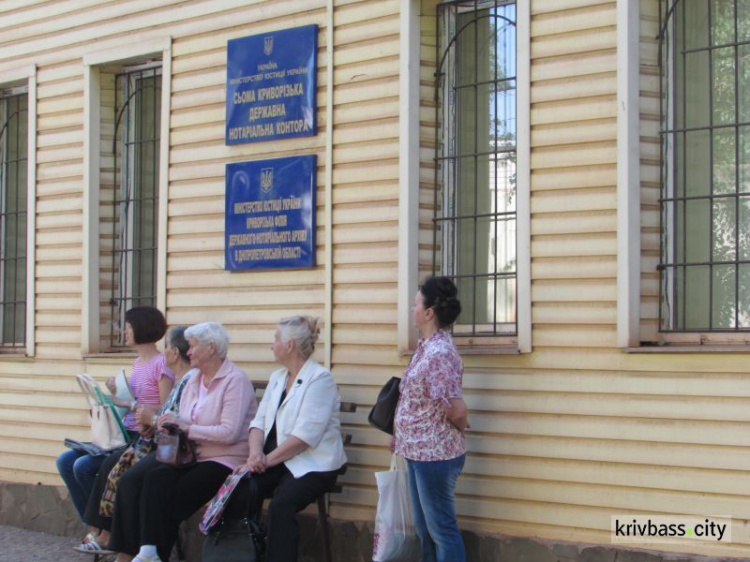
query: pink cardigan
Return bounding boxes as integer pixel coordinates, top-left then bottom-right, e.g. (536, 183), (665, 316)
(179, 359), (258, 469)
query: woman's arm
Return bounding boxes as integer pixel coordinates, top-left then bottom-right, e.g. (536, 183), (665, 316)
(246, 427), (267, 473)
(265, 436), (309, 469)
(136, 404), (159, 427)
(443, 397), (470, 432)
(158, 374), (174, 405)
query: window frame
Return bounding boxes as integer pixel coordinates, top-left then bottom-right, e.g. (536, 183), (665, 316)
(105, 64), (162, 350)
(82, 38), (171, 355)
(398, 0), (528, 354)
(626, 0), (750, 351)
(0, 65), (36, 357)
(656, 0), (748, 343)
(617, 0), (642, 348)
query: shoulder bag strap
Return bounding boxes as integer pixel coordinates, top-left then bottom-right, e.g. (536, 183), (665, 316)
(93, 385), (130, 442)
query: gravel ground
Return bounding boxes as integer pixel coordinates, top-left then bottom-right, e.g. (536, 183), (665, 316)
(0, 525), (101, 562)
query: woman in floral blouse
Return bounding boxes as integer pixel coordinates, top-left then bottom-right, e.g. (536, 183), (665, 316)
(393, 276), (468, 562)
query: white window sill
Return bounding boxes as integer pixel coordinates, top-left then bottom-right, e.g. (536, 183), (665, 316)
(83, 352), (137, 360)
(0, 351), (28, 359)
(625, 345), (750, 354)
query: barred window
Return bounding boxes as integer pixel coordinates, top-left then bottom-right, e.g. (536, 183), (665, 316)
(0, 86), (27, 349)
(659, 0), (750, 333)
(435, 0), (517, 338)
(103, 64), (161, 349)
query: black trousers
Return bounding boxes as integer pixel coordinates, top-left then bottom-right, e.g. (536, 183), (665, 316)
(81, 446), (127, 531)
(233, 464), (339, 562)
(108, 453), (230, 560)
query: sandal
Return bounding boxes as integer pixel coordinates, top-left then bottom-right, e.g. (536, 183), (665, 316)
(80, 531), (97, 545)
(73, 539), (115, 555)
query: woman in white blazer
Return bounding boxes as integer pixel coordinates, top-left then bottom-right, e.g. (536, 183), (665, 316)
(245, 315), (347, 562)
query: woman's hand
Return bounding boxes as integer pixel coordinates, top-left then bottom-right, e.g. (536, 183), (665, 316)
(139, 425), (155, 438)
(109, 395), (132, 409)
(443, 398), (470, 432)
(158, 413), (190, 432)
(136, 404), (158, 427)
(105, 376), (117, 394)
(246, 450), (267, 474)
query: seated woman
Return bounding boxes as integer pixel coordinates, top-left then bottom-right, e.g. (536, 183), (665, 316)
(76, 325), (197, 553)
(58, 306), (173, 545)
(244, 315), (347, 562)
(108, 321), (258, 562)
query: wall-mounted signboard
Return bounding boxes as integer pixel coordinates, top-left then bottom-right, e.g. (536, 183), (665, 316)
(225, 155), (316, 271)
(226, 25), (318, 145)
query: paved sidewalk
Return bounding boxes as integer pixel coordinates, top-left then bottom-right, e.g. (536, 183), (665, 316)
(0, 525), (89, 562)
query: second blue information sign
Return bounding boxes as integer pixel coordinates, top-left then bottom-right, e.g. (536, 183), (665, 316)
(225, 155), (317, 271)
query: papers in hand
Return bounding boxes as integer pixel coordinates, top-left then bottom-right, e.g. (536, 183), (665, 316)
(114, 368), (135, 417)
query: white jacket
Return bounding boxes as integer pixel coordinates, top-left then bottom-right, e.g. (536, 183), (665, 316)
(249, 358), (347, 478)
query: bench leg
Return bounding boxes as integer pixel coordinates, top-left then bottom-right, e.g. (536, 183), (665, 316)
(317, 494), (333, 562)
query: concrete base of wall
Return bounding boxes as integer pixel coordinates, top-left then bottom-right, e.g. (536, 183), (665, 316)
(0, 481), (739, 562)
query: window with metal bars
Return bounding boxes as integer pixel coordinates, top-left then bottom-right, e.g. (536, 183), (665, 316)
(434, 0), (517, 338)
(104, 64), (161, 349)
(0, 86), (27, 350)
(658, 0), (750, 333)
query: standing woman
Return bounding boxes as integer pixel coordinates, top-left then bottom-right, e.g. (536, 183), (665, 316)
(57, 307), (173, 527)
(393, 276), (468, 562)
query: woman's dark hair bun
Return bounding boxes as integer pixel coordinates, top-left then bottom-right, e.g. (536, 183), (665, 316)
(420, 276), (462, 327)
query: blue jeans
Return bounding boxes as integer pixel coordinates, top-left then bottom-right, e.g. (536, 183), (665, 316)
(407, 454), (466, 562)
(56, 449), (105, 520)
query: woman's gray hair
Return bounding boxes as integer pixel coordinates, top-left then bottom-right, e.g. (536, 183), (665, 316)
(278, 315), (322, 359)
(166, 325), (190, 362)
(184, 322), (230, 360)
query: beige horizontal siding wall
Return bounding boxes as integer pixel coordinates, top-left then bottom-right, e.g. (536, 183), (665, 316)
(0, 0), (350, 502)
(0, 0), (408, 526)
(326, 0), (406, 522)
(3, 0), (750, 559)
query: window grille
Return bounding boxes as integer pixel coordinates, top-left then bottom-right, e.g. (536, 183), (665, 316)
(106, 65), (161, 348)
(434, 0), (517, 337)
(0, 86), (28, 349)
(658, 0), (750, 332)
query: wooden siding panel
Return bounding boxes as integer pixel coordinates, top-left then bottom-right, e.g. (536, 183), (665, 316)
(0, 1), (748, 559)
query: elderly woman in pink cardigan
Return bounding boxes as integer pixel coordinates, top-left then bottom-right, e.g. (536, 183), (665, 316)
(108, 322), (258, 562)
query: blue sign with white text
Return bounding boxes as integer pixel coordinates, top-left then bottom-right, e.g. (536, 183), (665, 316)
(226, 25), (318, 144)
(225, 156), (316, 271)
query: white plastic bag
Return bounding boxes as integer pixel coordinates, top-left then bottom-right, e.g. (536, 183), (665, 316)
(372, 454), (420, 562)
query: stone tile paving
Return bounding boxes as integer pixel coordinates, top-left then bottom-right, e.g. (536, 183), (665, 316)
(0, 525), (92, 562)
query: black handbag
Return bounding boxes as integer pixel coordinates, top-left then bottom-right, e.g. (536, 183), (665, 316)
(368, 376), (401, 435)
(203, 513), (266, 562)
